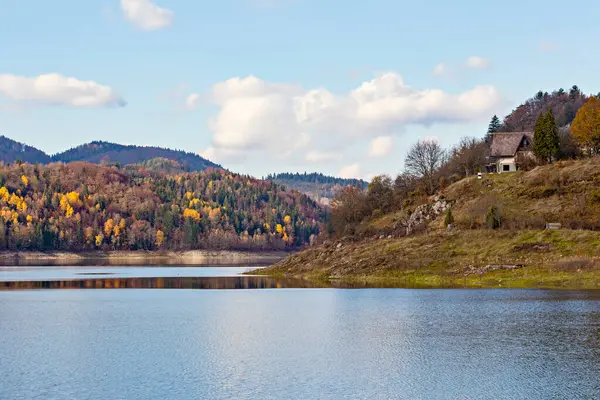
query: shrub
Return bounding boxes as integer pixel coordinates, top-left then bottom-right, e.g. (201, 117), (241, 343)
(486, 205), (502, 229)
(444, 208), (454, 227)
(589, 189), (600, 205)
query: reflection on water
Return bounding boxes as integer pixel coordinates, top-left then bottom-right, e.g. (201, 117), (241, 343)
(0, 276), (502, 291)
(1, 288), (599, 399)
(0, 266), (260, 282)
(0, 276), (330, 290)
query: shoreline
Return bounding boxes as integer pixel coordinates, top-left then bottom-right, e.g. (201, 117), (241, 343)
(0, 250), (290, 266)
(256, 229), (600, 290)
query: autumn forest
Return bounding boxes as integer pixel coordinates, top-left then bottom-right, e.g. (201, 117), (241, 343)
(0, 162), (325, 251)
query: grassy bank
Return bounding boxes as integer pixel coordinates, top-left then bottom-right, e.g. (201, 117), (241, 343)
(258, 229), (600, 289)
(0, 250), (289, 266)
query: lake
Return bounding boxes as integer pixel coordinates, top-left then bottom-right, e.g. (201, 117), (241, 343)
(1, 266), (599, 399)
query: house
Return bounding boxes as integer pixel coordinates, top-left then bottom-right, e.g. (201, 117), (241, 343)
(486, 132), (534, 173)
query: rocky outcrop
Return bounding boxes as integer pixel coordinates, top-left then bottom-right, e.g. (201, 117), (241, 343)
(405, 196), (452, 235)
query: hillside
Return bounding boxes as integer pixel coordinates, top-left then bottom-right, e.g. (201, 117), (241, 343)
(261, 159), (600, 288)
(0, 136), (51, 164)
(268, 172), (368, 203)
(500, 86), (589, 131)
(125, 157), (188, 175)
(52, 141), (220, 171)
(0, 162), (325, 252)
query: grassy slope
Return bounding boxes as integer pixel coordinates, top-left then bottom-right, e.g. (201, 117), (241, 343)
(261, 159), (600, 288)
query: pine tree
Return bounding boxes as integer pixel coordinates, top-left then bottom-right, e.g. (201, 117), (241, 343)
(487, 115), (502, 133)
(533, 112), (547, 162)
(544, 109), (560, 162)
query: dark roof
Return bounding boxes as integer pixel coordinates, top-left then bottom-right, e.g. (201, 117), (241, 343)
(490, 132), (533, 157)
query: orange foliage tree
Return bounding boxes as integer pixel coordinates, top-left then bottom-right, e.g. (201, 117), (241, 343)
(571, 96), (600, 155)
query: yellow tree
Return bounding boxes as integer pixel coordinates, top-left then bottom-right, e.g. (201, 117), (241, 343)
(155, 230), (165, 248)
(571, 96), (600, 155)
(104, 219), (115, 237)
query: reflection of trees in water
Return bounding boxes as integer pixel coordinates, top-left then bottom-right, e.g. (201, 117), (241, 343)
(0, 276), (331, 290)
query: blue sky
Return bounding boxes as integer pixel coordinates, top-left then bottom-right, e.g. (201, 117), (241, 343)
(1, 0), (598, 179)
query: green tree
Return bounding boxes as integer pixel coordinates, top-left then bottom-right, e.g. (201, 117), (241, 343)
(487, 115), (502, 133)
(533, 110), (560, 163)
(533, 112), (547, 162)
(485, 205), (502, 229)
(544, 109), (560, 162)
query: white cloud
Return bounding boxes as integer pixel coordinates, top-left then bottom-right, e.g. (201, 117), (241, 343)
(0, 73), (125, 108)
(184, 93), (201, 110)
(120, 0), (174, 30)
(306, 151), (342, 163)
(200, 72), (503, 173)
(465, 56), (491, 70)
(338, 163), (362, 179)
(367, 136), (393, 157)
(433, 63), (447, 76)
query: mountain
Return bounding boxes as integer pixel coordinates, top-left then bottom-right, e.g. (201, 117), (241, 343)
(0, 136), (51, 164)
(267, 172), (369, 204)
(52, 141), (220, 171)
(0, 162), (325, 251)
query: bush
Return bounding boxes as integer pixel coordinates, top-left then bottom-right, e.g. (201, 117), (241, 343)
(444, 208), (454, 227)
(589, 189), (600, 205)
(486, 205), (502, 229)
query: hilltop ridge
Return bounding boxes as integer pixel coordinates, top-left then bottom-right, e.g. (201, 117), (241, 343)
(0, 136), (220, 172)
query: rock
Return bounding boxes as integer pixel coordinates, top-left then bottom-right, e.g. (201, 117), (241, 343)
(406, 198), (452, 235)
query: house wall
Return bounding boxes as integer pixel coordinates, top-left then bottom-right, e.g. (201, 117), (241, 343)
(496, 157), (516, 173)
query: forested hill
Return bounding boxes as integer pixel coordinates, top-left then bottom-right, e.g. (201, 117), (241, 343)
(0, 136), (220, 172)
(267, 172), (368, 203)
(52, 141), (220, 171)
(500, 85), (594, 131)
(0, 162), (325, 251)
(0, 136), (51, 164)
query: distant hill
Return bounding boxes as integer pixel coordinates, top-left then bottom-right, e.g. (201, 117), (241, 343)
(0, 136), (51, 164)
(267, 172), (369, 203)
(52, 141), (220, 171)
(125, 157), (188, 175)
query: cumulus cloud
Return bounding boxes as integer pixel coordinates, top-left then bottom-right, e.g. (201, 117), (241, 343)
(200, 72), (503, 171)
(120, 0), (174, 30)
(465, 56), (491, 70)
(367, 136), (393, 157)
(0, 73), (126, 108)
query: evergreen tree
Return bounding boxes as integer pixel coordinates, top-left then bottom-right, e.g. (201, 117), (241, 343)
(533, 110), (560, 163)
(544, 109), (560, 162)
(487, 115), (502, 133)
(533, 112), (547, 162)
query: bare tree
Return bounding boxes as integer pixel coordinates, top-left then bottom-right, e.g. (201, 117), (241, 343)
(446, 137), (487, 177)
(404, 140), (447, 195)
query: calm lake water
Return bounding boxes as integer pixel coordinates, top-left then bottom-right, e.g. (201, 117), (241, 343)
(1, 267), (599, 399)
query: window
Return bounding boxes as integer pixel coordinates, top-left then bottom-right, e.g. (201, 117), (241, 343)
(503, 164), (510, 172)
